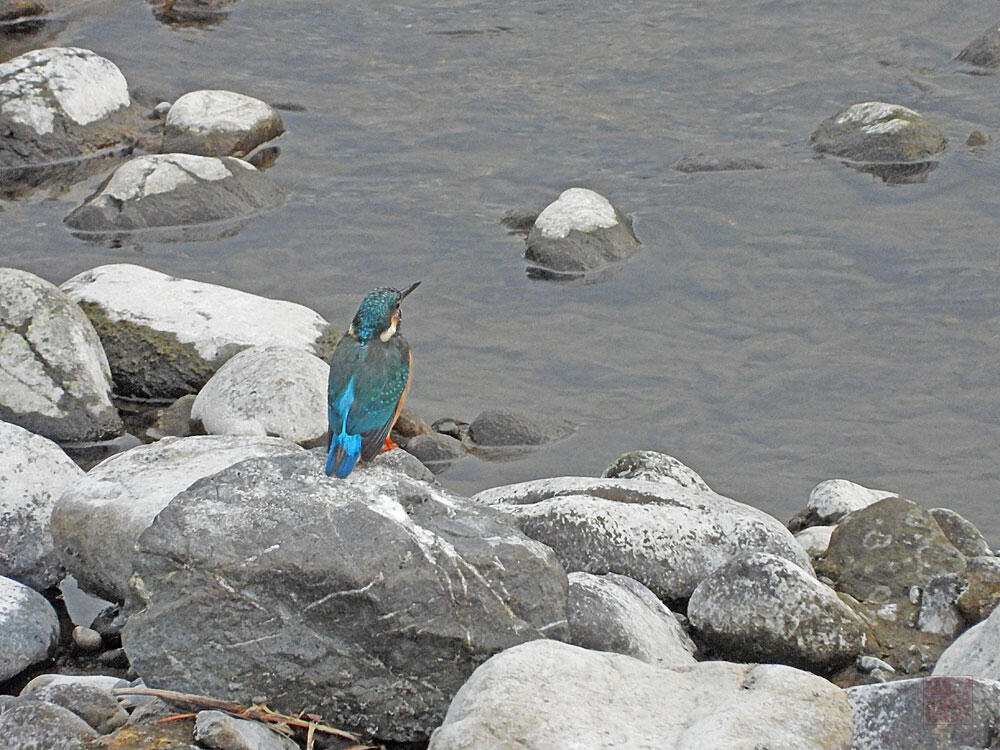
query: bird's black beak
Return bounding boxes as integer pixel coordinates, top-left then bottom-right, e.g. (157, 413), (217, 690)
(399, 281), (421, 300)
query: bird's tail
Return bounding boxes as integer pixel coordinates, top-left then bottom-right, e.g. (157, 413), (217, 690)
(325, 432), (362, 478)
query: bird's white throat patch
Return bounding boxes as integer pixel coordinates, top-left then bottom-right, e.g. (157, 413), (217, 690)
(379, 320), (397, 342)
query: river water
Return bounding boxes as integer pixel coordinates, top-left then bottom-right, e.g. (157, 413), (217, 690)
(3, 0), (999, 545)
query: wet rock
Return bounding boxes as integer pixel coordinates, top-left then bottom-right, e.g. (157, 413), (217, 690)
(929, 507), (992, 557)
(404, 432), (466, 467)
(122, 449), (568, 742)
(0, 268), (123, 443)
(602, 449), (711, 490)
(191, 345), (328, 445)
(390, 408), (432, 440)
(524, 187), (639, 276)
(468, 408), (574, 447)
(64, 153), (285, 235)
(670, 153), (768, 172)
(51, 435), (301, 601)
(0, 575), (59, 682)
(688, 551), (865, 672)
(61, 263), (338, 400)
(957, 555), (1000, 623)
(915, 573), (964, 638)
(162, 89), (284, 158)
(795, 525), (835, 557)
(499, 205), (541, 233)
(0, 699), (98, 748)
(473, 473), (811, 602)
(933, 601), (1000, 680)
(194, 710), (299, 750)
(566, 571), (697, 666)
(431, 417), (467, 440)
(809, 101), (946, 163)
(0, 47), (138, 169)
(0, 421), (83, 588)
(788, 478), (895, 531)
(847, 676), (1000, 749)
(956, 23), (1000, 68)
(149, 0), (239, 27)
(0, 0), (47, 24)
(26, 681), (129, 733)
(428, 640), (853, 750)
(818, 496), (966, 603)
(966, 129), (990, 147)
(145, 394), (200, 440)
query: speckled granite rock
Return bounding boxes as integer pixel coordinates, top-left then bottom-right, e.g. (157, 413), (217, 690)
(0, 575), (59, 682)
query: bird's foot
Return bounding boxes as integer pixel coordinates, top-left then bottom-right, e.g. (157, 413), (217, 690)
(382, 436), (398, 452)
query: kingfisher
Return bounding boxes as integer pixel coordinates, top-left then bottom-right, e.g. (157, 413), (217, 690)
(325, 282), (420, 478)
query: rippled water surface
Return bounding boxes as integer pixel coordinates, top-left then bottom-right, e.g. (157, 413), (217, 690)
(3, 0), (999, 543)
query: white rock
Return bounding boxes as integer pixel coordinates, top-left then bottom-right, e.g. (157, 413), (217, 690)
(192, 345), (328, 444)
(50, 435), (302, 601)
(103, 153), (233, 201)
(163, 90), (284, 157)
(807, 479), (896, 524)
(20, 673), (129, 697)
(0, 421), (83, 589)
(795, 525), (835, 557)
(567, 571), (697, 666)
(0, 575), (59, 682)
(533, 187), (619, 239)
(933, 602), (1000, 681)
(429, 640), (853, 750)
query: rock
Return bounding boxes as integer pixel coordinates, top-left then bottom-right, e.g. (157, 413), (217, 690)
(808, 102), (947, 163)
(601, 449), (711, 491)
(788, 478), (895, 531)
(688, 551), (866, 672)
(967, 129), (990, 147)
(0, 421), (83, 588)
(566, 571), (697, 666)
(915, 573), (964, 638)
(847, 676), (1000, 749)
(97, 646), (129, 668)
(149, 0), (239, 27)
(61, 263), (339, 399)
(524, 187), (640, 276)
(670, 154), (768, 172)
(0, 47), (138, 169)
(0, 700), (98, 748)
(795, 525), (835, 557)
(467, 408), (574, 447)
(957, 556), (1000, 623)
(0, 268), (123, 443)
(956, 22), (1000, 68)
(473, 474), (812, 602)
(64, 153), (286, 235)
(98, 719), (201, 749)
(429, 640), (853, 750)
(194, 710), (299, 750)
(162, 89), (284, 158)
(0, 575), (59, 681)
(25, 681), (129, 733)
(818, 496), (966, 603)
(122, 449), (568, 742)
(0, 1), (47, 25)
(856, 655), (894, 674)
(71, 625), (102, 651)
(191, 345), (328, 445)
(20, 672), (129, 696)
(929, 507), (992, 557)
(933, 602), (1000, 680)
(404, 432), (466, 467)
(51, 434), (301, 601)
(499, 205), (540, 232)
(146, 394), (201, 440)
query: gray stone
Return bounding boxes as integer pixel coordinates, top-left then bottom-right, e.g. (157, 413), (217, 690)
(122, 450), (568, 742)
(670, 154), (768, 172)
(930, 507), (992, 558)
(809, 101), (947, 163)
(933, 602), (1000, 681)
(191, 345), (328, 444)
(847, 676), (1000, 749)
(915, 573), (964, 638)
(0, 421), (83, 589)
(956, 22), (1000, 68)
(146, 394), (200, 440)
(0, 575), (59, 682)
(0, 268), (123, 442)
(957, 555), (1000, 623)
(0, 47), (138, 169)
(20, 673), (129, 696)
(404, 432), (466, 465)
(51, 434), (301, 601)
(71, 625), (102, 651)
(856, 655), (895, 674)
(473, 474), (811, 602)
(601, 449), (711, 491)
(26, 681), (128, 733)
(61, 263), (339, 399)
(468, 408), (574, 447)
(0, 700), (98, 749)
(795, 525), (835, 558)
(194, 710), (299, 750)
(688, 551), (866, 672)
(64, 153), (286, 234)
(566, 571), (697, 666)
(429, 640), (853, 750)
(789, 478), (895, 531)
(524, 187), (640, 275)
(163, 90), (284, 158)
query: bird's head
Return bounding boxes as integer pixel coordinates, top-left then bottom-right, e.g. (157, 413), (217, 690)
(350, 282), (420, 342)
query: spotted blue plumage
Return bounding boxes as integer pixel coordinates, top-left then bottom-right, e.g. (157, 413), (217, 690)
(325, 283), (419, 478)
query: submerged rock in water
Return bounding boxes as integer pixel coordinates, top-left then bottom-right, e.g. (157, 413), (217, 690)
(956, 22), (1000, 69)
(809, 101), (946, 163)
(162, 89), (284, 157)
(468, 408), (574, 448)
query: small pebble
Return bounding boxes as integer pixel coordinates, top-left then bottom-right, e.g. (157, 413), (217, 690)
(72, 626), (103, 652)
(967, 130), (990, 147)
